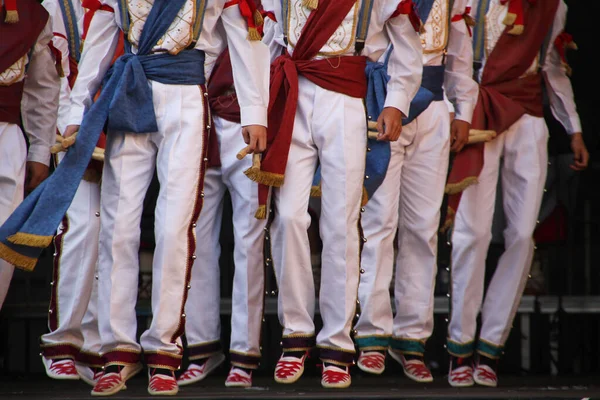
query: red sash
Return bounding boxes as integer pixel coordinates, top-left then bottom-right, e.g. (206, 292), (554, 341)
(0, 0), (49, 124)
(444, 0), (559, 230)
(246, 0), (367, 216)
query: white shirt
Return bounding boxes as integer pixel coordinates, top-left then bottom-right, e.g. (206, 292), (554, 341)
(67, 0), (270, 128)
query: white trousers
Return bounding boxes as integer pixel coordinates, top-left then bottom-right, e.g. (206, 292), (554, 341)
(270, 77), (366, 366)
(448, 114), (548, 359)
(184, 116), (266, 369)
(97, 82), (208, 370)
(40, 147), (102, 365)
(354, 101), (450, 355)
(0, 123), (26, 310)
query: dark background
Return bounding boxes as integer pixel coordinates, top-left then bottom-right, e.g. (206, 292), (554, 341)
(0, 0), (599, 380)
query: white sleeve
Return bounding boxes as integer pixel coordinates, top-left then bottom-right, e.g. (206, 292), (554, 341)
(444, 0), (478, 123)
(67, 6), (120, 126)
(261, 13), (285, 63)
(220, 4), (270, 127)
(381, 2), (423, 117)
(21, 20), (61, 166)
(542, 1), (582, 134)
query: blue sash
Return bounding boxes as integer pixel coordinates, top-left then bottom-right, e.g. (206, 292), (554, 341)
(311, 57), (444, 202)
(414, 0), (437, 25)
(58, 0), (82, 62)
(0, 0), (206, 271)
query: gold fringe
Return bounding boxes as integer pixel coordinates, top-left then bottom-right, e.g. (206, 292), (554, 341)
(254, 205), (267, 219)
(7, 232), (54, 248)
(361, 187), (369, 207)
(244, 168), (284, 187)
(4, 10), (18, 23)
(419, 22), (426, 35)
(507, 24), (523, 35)
(0, 242), (37, 272)
(56, 63), (65, 78)
(444, 176), (478, 195)
(502, 12), (516, 26)
(439, 208), (456, 233)
(310, 185), (321, 197)
(567, 41), (578, 50)
(464, 14), (476, 27)
(302, 0), (318, 10)
(247, 27), (262, 41)
(82, 169), (102, 184)
(253, 9), (264, 27)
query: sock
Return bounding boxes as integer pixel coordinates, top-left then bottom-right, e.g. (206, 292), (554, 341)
(104, 365), (122, 375)
(151, 367), (174, 377)
(450, 355), (473, 370)
(477, 354), (498, 371)
(402, 354), (423, 361)
(282, 351), (305, 359)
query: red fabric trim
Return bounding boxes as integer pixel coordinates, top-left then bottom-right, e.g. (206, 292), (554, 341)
(41, 343), (80, 359)
(451, 6), (472, 36)
(104, 350), (141, 365)
(81, 0), (115, 40)
(49, 216), (68, 332)
(390, 0), (420, 32)
(224, 0), (240, 8)
(145, 353), (182, 370)
(53, 32), (68, 40)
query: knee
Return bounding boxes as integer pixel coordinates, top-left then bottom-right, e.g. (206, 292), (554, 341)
(274, 205), (312, 234)
(504, 226), (535, 248)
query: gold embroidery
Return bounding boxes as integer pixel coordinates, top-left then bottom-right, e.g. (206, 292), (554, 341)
(286, 0), (360, 56)
(421, 0), (450, 54)
(0, 56), (26, 86)
(127, 0), (194, 55)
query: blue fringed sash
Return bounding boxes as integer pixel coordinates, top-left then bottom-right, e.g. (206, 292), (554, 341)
(0, 0), (206, 271)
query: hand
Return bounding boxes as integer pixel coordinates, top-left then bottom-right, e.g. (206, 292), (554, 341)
(242, 125), (267, 153)
(376, 107), (403, 142)
(450, 119), (470, 153)
(25, 161), (49, 193)
(570, 132), (589, 171)
(62, 124), (80, 149)
(449, 112), (455, 123)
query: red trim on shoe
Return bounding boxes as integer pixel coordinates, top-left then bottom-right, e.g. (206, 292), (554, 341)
(93, 373), (123, 393)
(49, 359), (78, 376)
(359, 352), (385, 371)
(275, 356), (305, 380)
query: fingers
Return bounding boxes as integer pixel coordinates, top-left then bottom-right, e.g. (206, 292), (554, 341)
(247, 132), (258, 153)
(377, 115), (401, 141)
(376, 114), (384, 136)
(257, 131), (267, 153)
(242, 128), (250, 145)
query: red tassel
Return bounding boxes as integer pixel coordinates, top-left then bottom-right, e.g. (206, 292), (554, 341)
(4, 0), (18, 23)
(554, 31), (576, 76)
(451, 6), (475, 36)
(390, 0), (421, 33)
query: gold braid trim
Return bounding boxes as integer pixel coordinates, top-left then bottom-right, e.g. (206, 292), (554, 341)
(248, 27), (262, 41)
(0, 242), (37, 271)
(361, 187), (368, 207)
(82, 169), (102, 183)
(254, 9), (264, 26)
(507, 24), (523, 35)
(302, 0), (318, 10)
(5, 10), (18, 23)
(502, 12), (516, 26)
(310, 185), (321, 197)
(254, 205), (267, 219)
(244, 168), (284, 187)
(8, 232), (53, 248)
(444, 176), (478, 195)
(439, 207), (456, 233)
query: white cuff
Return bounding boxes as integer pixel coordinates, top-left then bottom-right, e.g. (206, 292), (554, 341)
(383, 90), (411, 119)
(66, 104), (86, 127)
(454, 101), (476, 124)
(567, 116), (582, 135)
(27, 146), (51, 166)
(240, 105), (268, 128)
